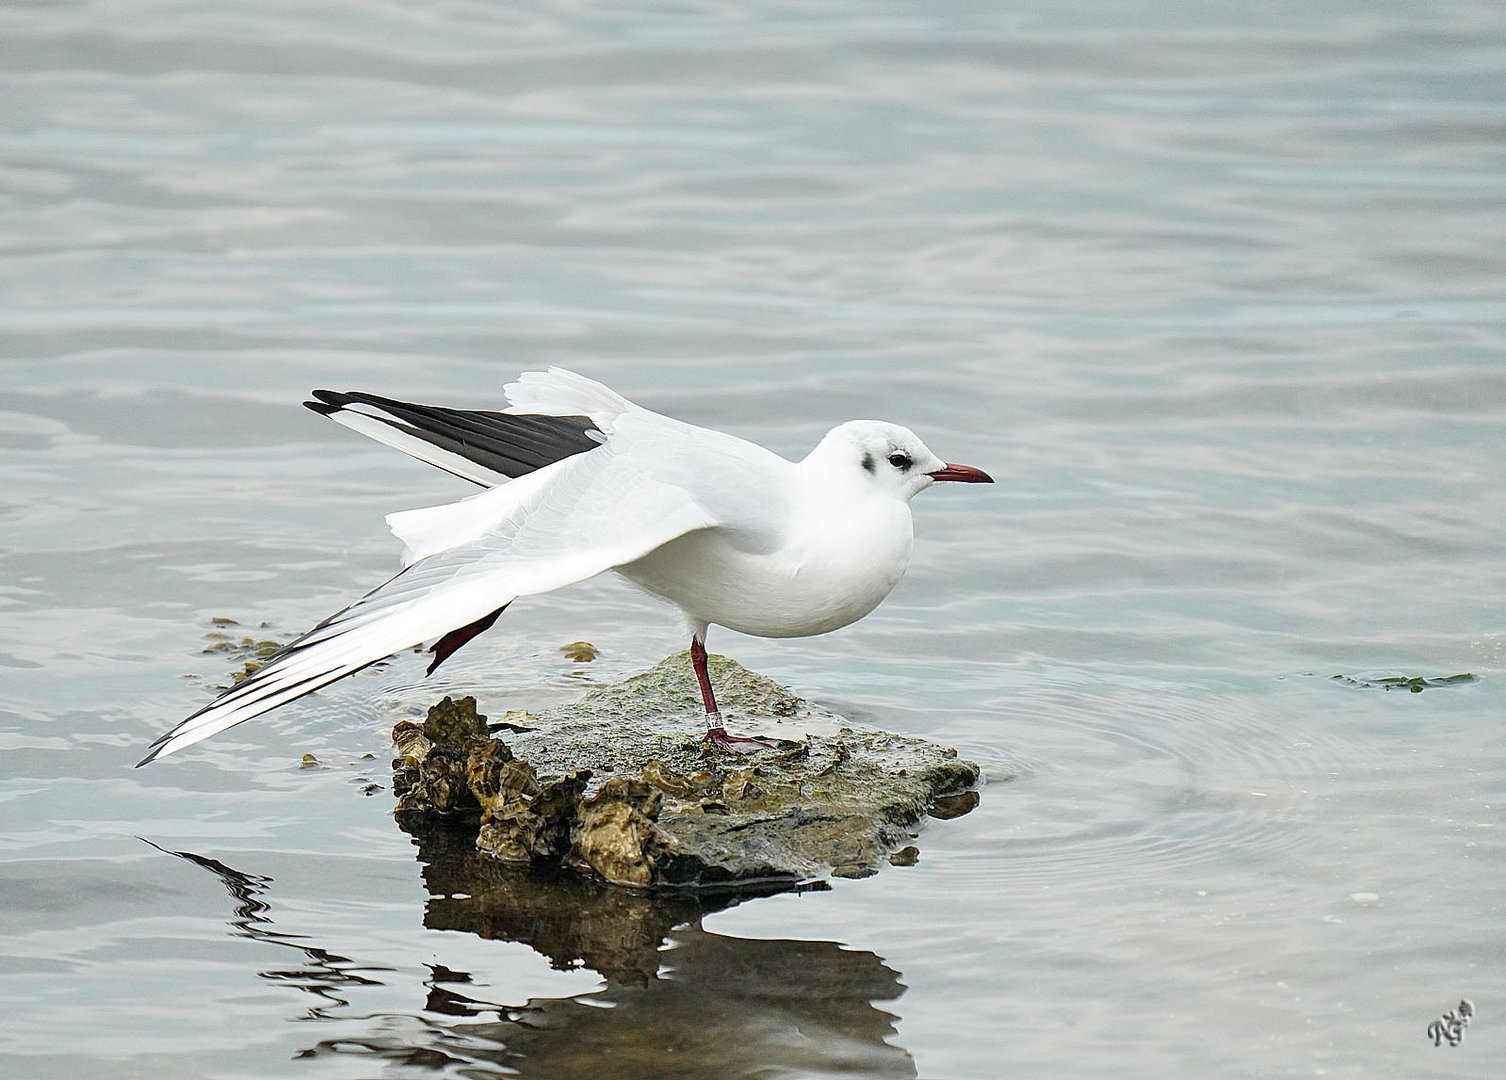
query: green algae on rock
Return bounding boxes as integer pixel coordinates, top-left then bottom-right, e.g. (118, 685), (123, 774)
(392, 652), (986, 889)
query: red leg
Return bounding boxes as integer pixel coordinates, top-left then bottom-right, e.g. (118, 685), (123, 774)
(691, 636), (790, 755)
(689, 635), (719, 714)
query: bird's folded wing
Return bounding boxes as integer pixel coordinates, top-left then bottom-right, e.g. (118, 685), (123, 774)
(140, 436), (718, 765)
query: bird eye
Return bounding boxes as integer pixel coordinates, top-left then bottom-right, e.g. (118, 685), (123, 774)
(887, 452), (912, 470)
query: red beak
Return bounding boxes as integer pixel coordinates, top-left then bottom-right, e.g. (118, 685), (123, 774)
(927, 462), (994, 484)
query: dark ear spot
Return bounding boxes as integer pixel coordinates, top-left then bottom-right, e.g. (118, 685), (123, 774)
(861, 452), (876, 473)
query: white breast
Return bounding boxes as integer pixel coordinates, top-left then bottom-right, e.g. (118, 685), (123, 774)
(618, 492), (914, 639)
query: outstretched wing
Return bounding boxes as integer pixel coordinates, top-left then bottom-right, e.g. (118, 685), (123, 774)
(304, 389), (600, 488)
(141, 418), (718, 765)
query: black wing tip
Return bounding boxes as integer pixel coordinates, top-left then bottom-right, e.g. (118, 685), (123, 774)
(306, 389), (412, 414)
(138, 701), (214, 766)
(301, 389), (603, 482)
(137, 727), (182, 766)
(303, 389), (351, 416)
(304, 388), (435, 422)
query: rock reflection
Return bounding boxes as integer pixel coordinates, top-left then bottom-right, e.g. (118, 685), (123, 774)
(150, 830), (916, 1078)
(408, 818), (775, 983)
(401, 927), (916, 1079)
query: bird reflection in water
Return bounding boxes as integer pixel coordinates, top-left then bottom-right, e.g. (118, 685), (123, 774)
(147, 824), (917, 1078)
(140, 838), (392, 1020)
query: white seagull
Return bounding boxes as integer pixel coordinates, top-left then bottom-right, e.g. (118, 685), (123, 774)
(140, 368), (991, 765)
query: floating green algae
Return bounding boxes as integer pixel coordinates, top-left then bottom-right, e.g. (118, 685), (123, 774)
(199, 618), (287, 687)
(1330, 671), (1478, 693)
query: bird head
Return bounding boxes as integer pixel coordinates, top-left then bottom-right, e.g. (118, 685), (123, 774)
(813, 420), (993, 501)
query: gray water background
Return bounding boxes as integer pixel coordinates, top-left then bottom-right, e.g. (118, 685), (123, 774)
(3, 1), (1504, 1076)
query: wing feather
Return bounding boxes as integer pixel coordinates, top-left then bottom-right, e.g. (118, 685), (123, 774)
(304, 388), (600, 487)
(141, 426), (718, 765)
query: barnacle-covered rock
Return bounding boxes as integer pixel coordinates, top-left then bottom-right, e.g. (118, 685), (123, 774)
(393, 653), (989, 889)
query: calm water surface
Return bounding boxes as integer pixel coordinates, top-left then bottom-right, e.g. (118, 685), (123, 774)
(3, 2), (1504, 1077)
